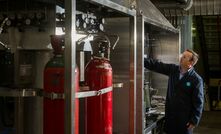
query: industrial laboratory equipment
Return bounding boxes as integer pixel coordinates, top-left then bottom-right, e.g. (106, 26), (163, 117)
(0, 0), (181, 134)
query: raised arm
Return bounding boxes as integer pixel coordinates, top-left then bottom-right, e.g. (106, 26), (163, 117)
(144, 58), (176, 76)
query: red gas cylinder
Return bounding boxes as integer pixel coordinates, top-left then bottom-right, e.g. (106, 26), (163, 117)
(85, 56), (113, 134)
(43, 35), (79, 134)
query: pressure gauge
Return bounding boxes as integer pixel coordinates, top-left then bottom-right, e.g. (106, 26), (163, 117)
(25, 19), (31, 25)
(6, 19), (11, 26)
(36, 12), (42, 19)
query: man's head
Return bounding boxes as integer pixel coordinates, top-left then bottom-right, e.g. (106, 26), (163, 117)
(180, 49), (199, 70)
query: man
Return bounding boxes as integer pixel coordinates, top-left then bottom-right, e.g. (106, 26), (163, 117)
(144, 49), (204, 134)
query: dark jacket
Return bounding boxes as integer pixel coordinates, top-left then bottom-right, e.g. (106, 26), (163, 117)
(144, 58), (204, 134)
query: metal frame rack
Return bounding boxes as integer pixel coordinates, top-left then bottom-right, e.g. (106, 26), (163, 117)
(64, 0), (136, 133)
(136, 0), (179, 133)
(0, 0), (180, 134)
(0, 0), (136, 133)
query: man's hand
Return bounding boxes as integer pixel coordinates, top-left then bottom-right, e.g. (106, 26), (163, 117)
(186, 122), (195, 129)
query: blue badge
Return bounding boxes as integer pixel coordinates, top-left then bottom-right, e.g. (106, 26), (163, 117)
(186, 82), (191, 87)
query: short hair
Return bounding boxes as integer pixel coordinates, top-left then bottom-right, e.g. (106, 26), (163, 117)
(186, 49), (199, 66)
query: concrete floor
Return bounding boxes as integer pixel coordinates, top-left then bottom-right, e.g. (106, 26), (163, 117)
(194, 111), (221, 134)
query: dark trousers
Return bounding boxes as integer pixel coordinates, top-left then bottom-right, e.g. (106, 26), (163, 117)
(164, 118), (193, 134)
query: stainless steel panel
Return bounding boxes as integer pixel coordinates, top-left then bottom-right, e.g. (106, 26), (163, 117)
(105, 17), (131, 134)
(23, 97), (43, 134)
(18, 28), (52, 50)
(27, 51), (51, 134)
(0, 5), (55, 134)
(150, 31), (179, 95)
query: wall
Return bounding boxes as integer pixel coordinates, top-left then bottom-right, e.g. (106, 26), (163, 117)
(106, 17), (131, 134)
(146, 27), (180, 96)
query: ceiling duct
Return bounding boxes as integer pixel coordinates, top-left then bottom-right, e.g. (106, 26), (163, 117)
(151, 0), (193, 11)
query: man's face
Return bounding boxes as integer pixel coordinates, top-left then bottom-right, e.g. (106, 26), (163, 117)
(180, 51), (193, 69)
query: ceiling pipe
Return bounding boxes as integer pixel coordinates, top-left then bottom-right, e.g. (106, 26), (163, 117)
(151, 0), (193, 11)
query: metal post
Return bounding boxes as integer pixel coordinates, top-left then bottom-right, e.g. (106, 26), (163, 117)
(129, 16), (136, 134)
(64, 0), (76, 134)
(136, 15), (144, 134)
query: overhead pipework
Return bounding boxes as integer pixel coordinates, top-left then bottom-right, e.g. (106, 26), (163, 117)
(151, 0), (193, 11)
